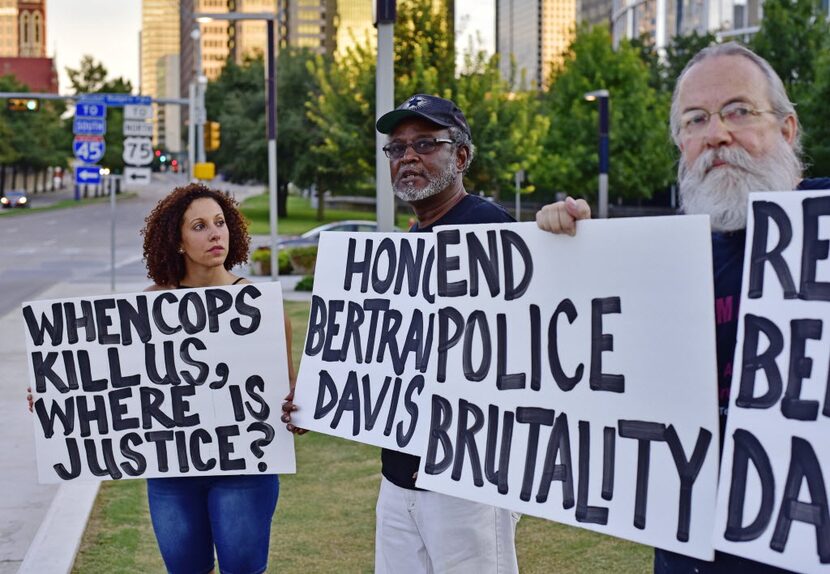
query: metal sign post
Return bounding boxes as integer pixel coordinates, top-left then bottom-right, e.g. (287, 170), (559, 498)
(514, 169), (525, 222)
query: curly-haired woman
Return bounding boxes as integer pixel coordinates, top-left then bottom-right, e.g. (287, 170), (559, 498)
(141, 182), (293, 574)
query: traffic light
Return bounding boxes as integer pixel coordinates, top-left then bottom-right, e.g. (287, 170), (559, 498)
(7, 98), (39, 112)
(204, 121), (221, 152)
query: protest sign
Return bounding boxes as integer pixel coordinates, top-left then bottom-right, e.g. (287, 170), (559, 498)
(714, 190), (830, 573)
(23, 282), (295, 483)
(415, 218), (720, 560)
(292, 231), (436, 455)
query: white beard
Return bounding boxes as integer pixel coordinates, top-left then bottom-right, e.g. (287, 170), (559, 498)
(679, 137), (802, 232)
(393, 158), (458, 203)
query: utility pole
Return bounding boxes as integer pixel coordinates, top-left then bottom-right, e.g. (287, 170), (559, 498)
(374, 0), (396, 232)
(191, 25), (207, 169)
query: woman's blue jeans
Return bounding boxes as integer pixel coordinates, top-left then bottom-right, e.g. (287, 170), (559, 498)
(147, 474), (279, 574)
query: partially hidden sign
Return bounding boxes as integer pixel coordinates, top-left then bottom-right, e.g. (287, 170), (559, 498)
(292, 232), (435, 456)
(23, 283), (296, 483)
(293, 218), (720, 559)
(714, 190), (830, 573)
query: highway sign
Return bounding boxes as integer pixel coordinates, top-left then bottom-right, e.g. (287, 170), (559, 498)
(124, 105), (152, 121)
(123, 120), (153, 137)
(124, 167), (151, 185)
(81, 94), (152, 107)
(74, 166), (101, 185)
(73, 117), (106, 136)
(75, 102), (107, 119)
(122, 136), (153, 166)
(73, 137), (105, 163)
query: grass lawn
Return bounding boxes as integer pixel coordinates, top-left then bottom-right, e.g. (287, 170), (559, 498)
(73, 300), (652, 573)
(240, 194), (412, 236)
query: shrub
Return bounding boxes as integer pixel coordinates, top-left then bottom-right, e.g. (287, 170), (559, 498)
(288, 245), (318, 275)
(295, 274), (315, 291)
(250, 247), (293, 275)
(279, 250), (292, 274)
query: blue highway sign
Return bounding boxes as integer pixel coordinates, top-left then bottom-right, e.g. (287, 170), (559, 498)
(74, 165), (102, 185)
(73, 117), (106, 136)
(75, 101), (107, 119)
(81, 94), (152, 107)
(73, 137), (105, 163)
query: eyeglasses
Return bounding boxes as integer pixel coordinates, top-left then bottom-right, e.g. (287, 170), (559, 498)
(382, 138), (455, 160)
(680, 102), (775, 136)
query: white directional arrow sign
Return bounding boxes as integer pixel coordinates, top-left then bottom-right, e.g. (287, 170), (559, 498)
(124, 166), (151, 185)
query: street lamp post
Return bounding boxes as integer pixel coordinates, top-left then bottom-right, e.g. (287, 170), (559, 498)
(374, 0), (396, 232)
(194, 12), (280, 280)
(584, 89), (610, 219)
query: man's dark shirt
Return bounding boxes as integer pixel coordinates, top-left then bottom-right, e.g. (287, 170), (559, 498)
(381, 194), (514, 490)
(656, 177), (830, 574)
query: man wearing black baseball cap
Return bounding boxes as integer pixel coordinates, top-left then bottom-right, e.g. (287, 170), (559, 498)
(374, 94), (519, 573)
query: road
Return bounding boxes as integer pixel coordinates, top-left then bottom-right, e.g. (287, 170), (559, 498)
(0, 173), (268, 573)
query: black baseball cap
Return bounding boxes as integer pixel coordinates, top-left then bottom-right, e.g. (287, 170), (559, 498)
(376, 94), (471, 139)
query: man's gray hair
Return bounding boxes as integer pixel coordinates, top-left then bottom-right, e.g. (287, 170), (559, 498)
(448, 126), (476, 174)
(669, 42), (801, 155)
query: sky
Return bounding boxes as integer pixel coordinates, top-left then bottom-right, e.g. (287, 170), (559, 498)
(46, 0), (494, 94)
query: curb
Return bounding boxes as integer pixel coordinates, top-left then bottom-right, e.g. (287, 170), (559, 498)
(18, 482), (100, 574)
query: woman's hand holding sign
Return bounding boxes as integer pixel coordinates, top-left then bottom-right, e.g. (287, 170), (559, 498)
(282, 388), (308, 435)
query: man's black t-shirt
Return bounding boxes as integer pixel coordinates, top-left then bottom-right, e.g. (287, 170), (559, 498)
(657, 178), (830, 574)
(381, 193), (514, 490)
(711, 178), (830, 443)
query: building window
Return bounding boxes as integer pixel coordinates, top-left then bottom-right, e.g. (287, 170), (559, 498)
(33, 12), (41, 45)
(20, 11), (29, 44)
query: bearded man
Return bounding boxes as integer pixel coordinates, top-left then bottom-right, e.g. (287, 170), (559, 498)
(536, 41), (830, 573)
(371, 94), (519, 573)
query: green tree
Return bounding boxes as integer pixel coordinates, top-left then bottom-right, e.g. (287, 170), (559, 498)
(632, 30), (716, 93)
(802, 47), (830, 176)
(205, 55), (268, 185)
(395, 0), (455, 95)
(629, 33), (664, 92)
(307, 0), (549, 202)
(204, 49), (320, 216)
(65, 56), (133, 171)
(535, 25), (675, 204)
(663, 31), (716, 88)
(455, 51), (549, 198)
(752, 0), (830, 177)
(307, 41), (377, 198)
(751, 0), (828, 101)
(306, 0), (460, 198)
(0, 75), (68, 182)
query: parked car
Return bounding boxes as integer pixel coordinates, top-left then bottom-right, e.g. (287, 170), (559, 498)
(1, 190), (29, 209)
(278, 220), (397, 250)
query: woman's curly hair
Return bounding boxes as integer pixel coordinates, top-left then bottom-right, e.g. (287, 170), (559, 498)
(141, 183), (251, 286)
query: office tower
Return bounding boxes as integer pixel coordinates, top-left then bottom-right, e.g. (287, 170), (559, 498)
(578, 0), (612, 26)
(611, 0), (764, 49)
(496, 0), (576, 89)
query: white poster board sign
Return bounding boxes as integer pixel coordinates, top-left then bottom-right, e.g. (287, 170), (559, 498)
(714, 190), (830, 572)
(415, 219), (720, 560)
(23, 283), (296, 483)
(292, 231), (435, 455)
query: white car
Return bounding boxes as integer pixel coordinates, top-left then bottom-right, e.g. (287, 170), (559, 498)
(278, 220), (396, 250)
